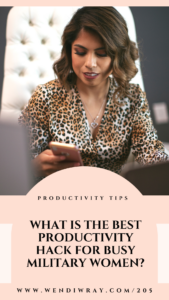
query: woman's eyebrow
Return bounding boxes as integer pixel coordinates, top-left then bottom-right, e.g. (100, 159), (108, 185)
(74, 44), (105, 50)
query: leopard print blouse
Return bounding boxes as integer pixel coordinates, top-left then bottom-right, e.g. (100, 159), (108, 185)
(18, 76), (168, 174)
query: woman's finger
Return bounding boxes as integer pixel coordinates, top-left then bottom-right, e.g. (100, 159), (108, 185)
(40, 149), (66, 164)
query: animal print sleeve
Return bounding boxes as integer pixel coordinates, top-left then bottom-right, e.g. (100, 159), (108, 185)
(18, 84), (50, 159)
(131, 86), (169, 164)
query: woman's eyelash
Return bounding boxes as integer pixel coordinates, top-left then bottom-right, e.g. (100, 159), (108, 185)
(97, 53), (107, 57)
(75, 51), (86, 56)
(75, 51), (107, 57)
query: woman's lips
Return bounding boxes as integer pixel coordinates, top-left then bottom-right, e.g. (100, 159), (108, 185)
(83, 72), (99, 79)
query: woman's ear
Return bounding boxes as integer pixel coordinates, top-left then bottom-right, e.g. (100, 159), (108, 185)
(108, 67), (114, 78)
(109, 61), (114, 76)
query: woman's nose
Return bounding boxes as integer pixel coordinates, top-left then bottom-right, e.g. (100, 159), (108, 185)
(85, 52), (97, 68)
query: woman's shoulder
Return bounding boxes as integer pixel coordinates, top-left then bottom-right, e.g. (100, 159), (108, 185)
(37, 78), (65, 93)
(128, 83), (145, 98)
(126, 83), (151, 119)
(110, 77), (146, 105)
(126, 83), (147, 108)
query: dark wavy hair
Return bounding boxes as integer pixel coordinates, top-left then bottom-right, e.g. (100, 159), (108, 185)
(53, 6), (139, 102)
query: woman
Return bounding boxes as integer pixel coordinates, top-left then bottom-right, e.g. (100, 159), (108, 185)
(19, 6), (168, 179)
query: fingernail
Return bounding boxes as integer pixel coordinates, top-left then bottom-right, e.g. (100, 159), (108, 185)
(60, 156), (66, 160)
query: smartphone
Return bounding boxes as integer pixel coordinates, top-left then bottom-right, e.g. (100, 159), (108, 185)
(49, 141), (83, 166)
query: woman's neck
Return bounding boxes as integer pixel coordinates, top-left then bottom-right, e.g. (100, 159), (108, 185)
(76, 77), (110, 105)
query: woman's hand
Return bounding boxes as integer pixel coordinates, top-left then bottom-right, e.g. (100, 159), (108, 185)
(32, 149), (80, 177)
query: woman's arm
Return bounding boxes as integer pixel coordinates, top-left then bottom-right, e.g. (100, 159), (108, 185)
(18, 84), (80, 179)
(18, 84), (51, 159)
(131, 85), (169, 164)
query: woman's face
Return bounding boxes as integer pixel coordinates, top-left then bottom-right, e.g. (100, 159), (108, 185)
(71, 29), (112, 88)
